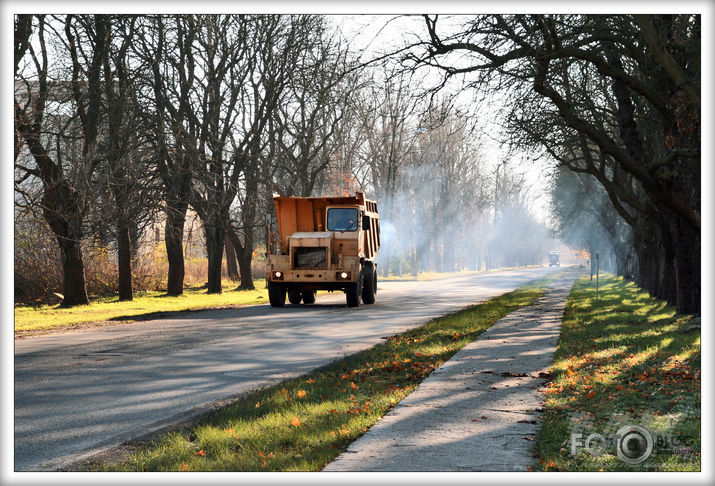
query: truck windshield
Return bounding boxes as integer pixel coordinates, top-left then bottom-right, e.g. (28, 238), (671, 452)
(327, 208), (358, 232)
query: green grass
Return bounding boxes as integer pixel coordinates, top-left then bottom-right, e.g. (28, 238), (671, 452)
(14, 281), (269, 334)
(535, 275), (700, 471)
(83, 275), (559, 472)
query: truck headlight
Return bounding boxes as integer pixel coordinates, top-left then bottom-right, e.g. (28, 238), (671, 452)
(337, 271), (350, 280)
(272, 271), (283, 280)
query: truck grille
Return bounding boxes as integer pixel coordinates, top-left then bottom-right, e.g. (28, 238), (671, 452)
(293, 247), (327, 269)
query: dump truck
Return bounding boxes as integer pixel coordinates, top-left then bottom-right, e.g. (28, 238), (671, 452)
(265, 192), (380, 308)
(548, 251), (560, 267)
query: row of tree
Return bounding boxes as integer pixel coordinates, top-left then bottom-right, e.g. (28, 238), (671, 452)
(405, 14), (700, 314)
(16, 14), (554, 307)
(14, 15), (353, 305)
(22, 14), (693, 312)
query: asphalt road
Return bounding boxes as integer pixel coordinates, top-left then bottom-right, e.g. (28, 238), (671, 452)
(14, 266), (563, 471)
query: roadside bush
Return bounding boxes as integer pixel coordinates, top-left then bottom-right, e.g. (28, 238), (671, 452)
(14, 219), (62, 303)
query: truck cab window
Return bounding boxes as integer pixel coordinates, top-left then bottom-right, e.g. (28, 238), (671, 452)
(327, 208), (358, 232)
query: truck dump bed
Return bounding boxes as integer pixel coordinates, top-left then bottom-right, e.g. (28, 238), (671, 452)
(273, 193), (380, 259)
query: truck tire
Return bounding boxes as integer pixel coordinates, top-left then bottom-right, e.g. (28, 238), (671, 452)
(288, 289), (302, 304)
(302, 290), (316, 304)
(346, 272), (362, 307)
(268, 282), (286, 307)
(361, 262), (376, 304)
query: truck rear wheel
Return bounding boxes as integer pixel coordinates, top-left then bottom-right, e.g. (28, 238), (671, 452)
(268, 282), (286, 307)
(361, 262), (376, 304)
(302, 290), (316, 304)
(288, 289), (302, 304)
(346, 272), (362, 307)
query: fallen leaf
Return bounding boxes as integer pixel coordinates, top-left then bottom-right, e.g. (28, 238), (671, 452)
(196, 449), (206, 456)
(585, 390), (596, 399)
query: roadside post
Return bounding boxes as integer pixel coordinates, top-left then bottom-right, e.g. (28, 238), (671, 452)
(595, 253), (600, 301)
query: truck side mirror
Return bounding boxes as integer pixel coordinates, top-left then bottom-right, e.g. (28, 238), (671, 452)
(362, 215), (371, 230)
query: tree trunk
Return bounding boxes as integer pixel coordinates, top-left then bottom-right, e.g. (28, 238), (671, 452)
(165, 203), (187, 296)
(227, 228), (255, 290)
(117, 220), (133, 301)
(670, 215), (700, 314)
(614, 244), (628, 278)
(236, 246), (255, 290)
(57, 238), (89, 307)
(41, 185), (90, 307)
(225, 237), (239, 281)
(204, 222), (225, 294)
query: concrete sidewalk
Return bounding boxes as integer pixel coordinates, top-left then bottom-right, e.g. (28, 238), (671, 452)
(324, 272), (580, 472)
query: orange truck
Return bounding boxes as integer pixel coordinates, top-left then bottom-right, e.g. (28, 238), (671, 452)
(265, 192), (380, 307)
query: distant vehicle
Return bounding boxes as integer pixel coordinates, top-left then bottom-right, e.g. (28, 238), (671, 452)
(265, 192), (380, 308)
(548, 251), (560, 267)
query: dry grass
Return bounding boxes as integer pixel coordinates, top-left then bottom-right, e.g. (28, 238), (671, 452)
(14, 280), (268, 334)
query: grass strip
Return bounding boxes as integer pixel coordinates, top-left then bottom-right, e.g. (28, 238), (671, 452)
(535, 275), (700, 471)
(14, 281), (269, 334)
(85, 275), (558, 471)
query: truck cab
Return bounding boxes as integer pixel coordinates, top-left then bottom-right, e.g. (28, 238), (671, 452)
(265, 192), (380, 307)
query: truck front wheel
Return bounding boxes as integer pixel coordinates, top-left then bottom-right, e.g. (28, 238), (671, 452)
(346, 272), (362, 307)
(361, 262), (376, 304)
(268, 282), (286, 307)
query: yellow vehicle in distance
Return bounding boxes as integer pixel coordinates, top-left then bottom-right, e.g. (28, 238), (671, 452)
(265, 192), (380, 308)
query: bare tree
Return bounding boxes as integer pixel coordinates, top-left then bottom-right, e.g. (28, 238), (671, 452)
(133, 15), (200, 296)
(269, 18), (352, 197)
(99, 15), (146, 301)
(408, 14), (700, 313)
(14, 14), (112, 306)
